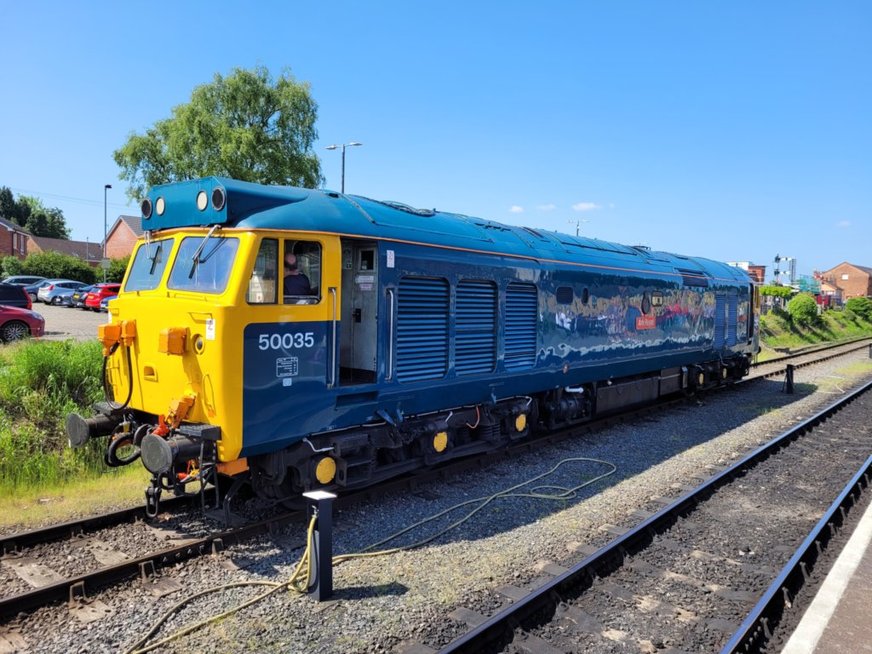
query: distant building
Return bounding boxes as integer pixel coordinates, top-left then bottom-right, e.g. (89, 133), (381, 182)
(26, 235), (102, 266)
(104, 215), (143, 259)
(818, 262), (872, 299)
(0, 217), (29, 260)
(726, 261), (766, 283)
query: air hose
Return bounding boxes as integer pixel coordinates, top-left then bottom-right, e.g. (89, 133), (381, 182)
(102, 342), (134, 412)
(126, 456), (616, 653)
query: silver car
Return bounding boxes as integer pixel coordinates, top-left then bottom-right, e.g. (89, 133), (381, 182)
(37, 279), (89, 305)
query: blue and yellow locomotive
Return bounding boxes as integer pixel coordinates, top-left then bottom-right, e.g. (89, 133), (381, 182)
(67, 177), (759, 511)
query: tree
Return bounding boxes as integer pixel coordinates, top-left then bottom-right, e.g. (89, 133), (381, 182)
(759, 284), (793, 299)
(0, 187), (70, 238)
(787, 293), (819, 326)
(113, 66), (323, 201)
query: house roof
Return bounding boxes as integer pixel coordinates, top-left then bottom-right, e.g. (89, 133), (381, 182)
(106, 215), (143, 241)
(824, 261), (872, 277)
(0, 216), (29, 233)
(28, 235), (101, 261)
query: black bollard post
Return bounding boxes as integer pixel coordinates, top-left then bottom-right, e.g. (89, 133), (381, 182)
(784, 364), (795, 394)
(302, 490), (336, 601)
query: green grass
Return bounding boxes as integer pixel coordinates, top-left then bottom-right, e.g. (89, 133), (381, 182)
(0, 339), (106, 491)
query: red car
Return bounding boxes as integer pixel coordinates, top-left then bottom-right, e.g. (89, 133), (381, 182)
(0, 305), (45, 342)
(84, 283), (121, 311)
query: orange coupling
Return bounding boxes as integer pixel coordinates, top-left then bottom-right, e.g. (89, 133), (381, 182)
(166, 394), (196, 430)
(158, 327), (188, 355)
(97, 323), (122, 356)
(120, 320), (137, 347)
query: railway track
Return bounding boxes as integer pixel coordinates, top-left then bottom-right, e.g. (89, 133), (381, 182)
(436, 371), (872, 653)
(0, 337), (869, 623)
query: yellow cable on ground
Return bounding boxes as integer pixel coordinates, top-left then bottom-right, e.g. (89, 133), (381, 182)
(125, 515), (318, 654)
(127, 456), (615, 653)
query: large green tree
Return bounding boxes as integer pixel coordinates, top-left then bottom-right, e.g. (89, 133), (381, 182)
(0, 186), (70, 239)
(113, 66), (323, 200)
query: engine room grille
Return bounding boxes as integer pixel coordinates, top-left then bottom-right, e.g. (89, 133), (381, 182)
(396, 276), (449, 382)
(456, 280), (497, 375)
(505, 282), (538, 370)
(726, 292), (738, 346)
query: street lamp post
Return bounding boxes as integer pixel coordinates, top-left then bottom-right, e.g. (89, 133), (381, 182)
(324, 142), (362, 194)
(103, 184), (112, 282)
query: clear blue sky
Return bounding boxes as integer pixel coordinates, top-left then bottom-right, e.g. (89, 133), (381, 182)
(1, 1), (869, 279)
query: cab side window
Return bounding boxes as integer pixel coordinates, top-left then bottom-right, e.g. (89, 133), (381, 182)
(247, 239), (278, 304)
(283, 240), (321, 304)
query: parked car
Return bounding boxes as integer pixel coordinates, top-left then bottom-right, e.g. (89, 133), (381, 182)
(38, 280), (89, 305)
(0, 305), (44, 342)
(84, 283), (121, 311)
(1, 275), (46, 287)
(24, 280), (51, 302)
(99, 294), (118, 312)
(0, 282), (32, 309)
(68, 285), (95, 308)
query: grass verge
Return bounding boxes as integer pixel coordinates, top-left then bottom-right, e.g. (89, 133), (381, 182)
(0, 465), (151, 531)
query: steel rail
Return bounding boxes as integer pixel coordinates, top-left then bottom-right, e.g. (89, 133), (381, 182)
(721, 456), (872, 653)
(438, 377), (872, 653)
(0, 496), (190, 555)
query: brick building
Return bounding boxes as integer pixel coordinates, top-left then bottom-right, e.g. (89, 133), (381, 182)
(26, 235), (102, 266)
(0, 217), (29, 259)
(104, 215), (143, 259)
(819, 262), (872, 299)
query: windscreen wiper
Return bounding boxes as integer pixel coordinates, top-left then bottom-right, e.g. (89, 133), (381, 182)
(188, 225), (220, 279)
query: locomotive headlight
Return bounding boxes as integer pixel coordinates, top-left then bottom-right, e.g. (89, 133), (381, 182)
(141, 198), (153, 219)
(196, 190), (208, 211)
(211, 186), (226, 211)
(155, 197), (166, 216)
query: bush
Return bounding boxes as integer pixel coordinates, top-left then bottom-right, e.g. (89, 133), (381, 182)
(21, 251), (97, 283)
(846, 297), (872, 321)
(787, 293), (819, 326)
(0, 340), (105, 488)
(106, 255), (130, 283)
(0, 255), (23, 277)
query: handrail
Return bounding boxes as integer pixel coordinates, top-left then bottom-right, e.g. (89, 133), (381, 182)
(328, 287), (337, 388)
(386, 288), (395, 381)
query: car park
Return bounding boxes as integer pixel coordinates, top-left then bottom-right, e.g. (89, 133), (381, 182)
(24, 280), (51, 302)
(99, 294), (117, 312)
(0, 305), (44, 342)
(68, 285), (95, 308)
(84, 283), (121, 311)
(38, 280), (89, 305)
(1, 275), (46, 287)
(0, 282), (33, 309)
